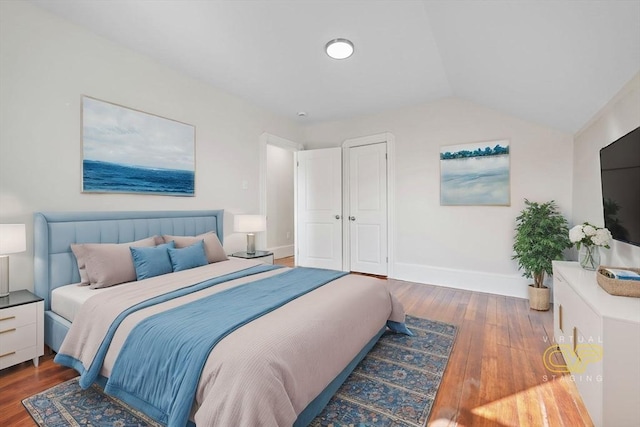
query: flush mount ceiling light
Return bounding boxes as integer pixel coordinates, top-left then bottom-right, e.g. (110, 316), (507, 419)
(325, 38), (354, 60)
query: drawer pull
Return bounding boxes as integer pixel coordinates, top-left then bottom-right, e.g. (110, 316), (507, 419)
(0, 328), (16, 335)
(559, 304), (563, 332)
(573, 327), (580, 360)
(0, 316), (16, 322)
(0, 351), (16, 358)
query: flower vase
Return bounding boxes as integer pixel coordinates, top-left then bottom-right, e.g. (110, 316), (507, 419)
(579, 245), (600, 270)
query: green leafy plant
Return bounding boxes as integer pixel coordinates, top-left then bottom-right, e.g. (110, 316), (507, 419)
(512, 199), (571, 288)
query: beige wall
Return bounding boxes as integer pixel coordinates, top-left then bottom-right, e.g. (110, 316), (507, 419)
(302, 97), (574, 297)
(0, 1), (303, 290)
(573, 72), (640, 267)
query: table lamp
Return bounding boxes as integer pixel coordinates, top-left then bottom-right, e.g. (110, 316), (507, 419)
(0, 224), (26, 297)
(234, 215), (266, 255)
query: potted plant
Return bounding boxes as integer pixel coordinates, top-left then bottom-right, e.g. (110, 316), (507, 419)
(512, 199), (571, 311)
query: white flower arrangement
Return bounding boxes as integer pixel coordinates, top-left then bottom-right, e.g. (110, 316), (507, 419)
(569, 222), (612, 249)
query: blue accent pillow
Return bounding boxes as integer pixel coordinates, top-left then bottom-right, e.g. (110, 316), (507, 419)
(168, 240), (208, 272)
(130, 241), (175, 281)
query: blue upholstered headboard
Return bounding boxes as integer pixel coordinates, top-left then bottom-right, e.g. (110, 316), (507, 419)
(33, 210), (224, 311)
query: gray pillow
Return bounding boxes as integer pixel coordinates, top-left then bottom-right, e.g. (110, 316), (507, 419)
(162, 232), (228, 263)
(71, 236), (161, 288)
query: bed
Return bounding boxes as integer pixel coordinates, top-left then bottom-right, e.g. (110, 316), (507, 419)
(34, 210), (409, 426)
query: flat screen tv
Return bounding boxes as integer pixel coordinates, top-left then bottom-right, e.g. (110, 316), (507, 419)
(600, 126), (640, 247)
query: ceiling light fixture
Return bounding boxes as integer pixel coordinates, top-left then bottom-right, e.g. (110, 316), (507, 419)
(325, 38), (354, 60)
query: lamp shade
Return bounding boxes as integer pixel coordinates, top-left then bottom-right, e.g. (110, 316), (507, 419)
(234, 215), (266, 233)
(0, 224), (26, 254)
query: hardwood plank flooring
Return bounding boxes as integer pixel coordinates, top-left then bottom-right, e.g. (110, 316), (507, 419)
(0, 256), (592, 426)
(384, 278), (593, 427)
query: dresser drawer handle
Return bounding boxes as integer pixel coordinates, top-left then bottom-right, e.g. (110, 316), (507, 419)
(0, 351), (16, 358)
(0, 328), (16, 335)
(559, 304), (563, 332)
(0, 316), (16, 322)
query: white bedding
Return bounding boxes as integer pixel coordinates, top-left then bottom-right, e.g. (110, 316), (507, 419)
(51, 283), (110, 322)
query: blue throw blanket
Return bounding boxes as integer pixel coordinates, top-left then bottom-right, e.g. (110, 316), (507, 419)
(104, 267), (349, 427)
(55, 264), (280, 387)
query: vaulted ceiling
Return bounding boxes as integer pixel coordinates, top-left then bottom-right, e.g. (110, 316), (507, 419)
(31, 0), (640, 133)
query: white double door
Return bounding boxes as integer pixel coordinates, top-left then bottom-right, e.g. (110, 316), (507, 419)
(296, 143), (387, 275)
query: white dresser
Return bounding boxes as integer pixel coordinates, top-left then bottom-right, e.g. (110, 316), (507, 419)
(553, 261), (640, 427)
(0, 290), (44, 370)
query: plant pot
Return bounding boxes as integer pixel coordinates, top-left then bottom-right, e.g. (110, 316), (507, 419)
(528, 285), (550, 311)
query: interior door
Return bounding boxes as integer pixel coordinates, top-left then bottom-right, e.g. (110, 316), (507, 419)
(348, 143), (388, 275)
(296, 148), (343, 270)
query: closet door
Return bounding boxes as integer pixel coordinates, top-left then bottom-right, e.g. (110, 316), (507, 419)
(296, 148), (343, 270)
(348, 143), (387, 275)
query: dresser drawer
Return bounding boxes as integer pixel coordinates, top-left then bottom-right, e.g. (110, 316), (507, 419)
(0, 303), (37, 329)
(0, 322), (37, 353)
(571, 300), (602, 347)
(574, 330), (604, 426)
(555, 275), (602, 346)
(0, 345), (37, 370)
(555, 275), (576, 335)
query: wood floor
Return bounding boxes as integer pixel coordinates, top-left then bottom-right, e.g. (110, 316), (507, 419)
(0, 257), (592, 427)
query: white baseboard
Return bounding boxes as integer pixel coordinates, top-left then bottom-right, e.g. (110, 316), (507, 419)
(392, 262), (531, 299)
(269, 244), (294, 260)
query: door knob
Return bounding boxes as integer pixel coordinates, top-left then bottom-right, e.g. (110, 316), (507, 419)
(349, 216), (356, 221)
(335, 215), (341, 219)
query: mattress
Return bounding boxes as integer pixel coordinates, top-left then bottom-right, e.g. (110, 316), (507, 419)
(51, 283), (110, 322)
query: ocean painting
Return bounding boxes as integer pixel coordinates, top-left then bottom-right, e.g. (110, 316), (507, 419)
(82, 96), (195, 196)
(440, 140), (510, 206)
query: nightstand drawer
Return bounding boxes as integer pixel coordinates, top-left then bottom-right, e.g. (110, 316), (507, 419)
(0, 322), (37, 353)
(0, 303), (37, 329)
(0, 345), (37, 370)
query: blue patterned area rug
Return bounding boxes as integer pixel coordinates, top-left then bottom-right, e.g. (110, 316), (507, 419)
(22, 378), (162, 427)
(22, 316), (456, 427)
(310, 315), (457, 427)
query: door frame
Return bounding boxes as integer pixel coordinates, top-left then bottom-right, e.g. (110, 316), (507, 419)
(342, 132), (395, 276)
(258, 132), (304, 253)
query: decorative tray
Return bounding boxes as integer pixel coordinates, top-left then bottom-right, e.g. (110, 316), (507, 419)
(596, 266), (640, 298)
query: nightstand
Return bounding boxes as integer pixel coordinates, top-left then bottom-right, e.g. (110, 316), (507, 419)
(0, 290), (44, 370)
(231, 250), (274, 265)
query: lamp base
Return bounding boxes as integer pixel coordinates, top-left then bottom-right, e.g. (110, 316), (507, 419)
(246, 233), (256, 255)
(0, 255), (9, 298)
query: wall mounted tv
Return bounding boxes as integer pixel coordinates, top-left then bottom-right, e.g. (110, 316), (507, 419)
(600, 126), (640, 247)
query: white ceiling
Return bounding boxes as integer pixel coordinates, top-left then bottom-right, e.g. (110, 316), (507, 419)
(31, 0), (640, 133)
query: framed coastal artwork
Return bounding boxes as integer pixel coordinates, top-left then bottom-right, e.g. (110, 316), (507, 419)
(440, 140), (510, 206)
(81, 96), (195, 196)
